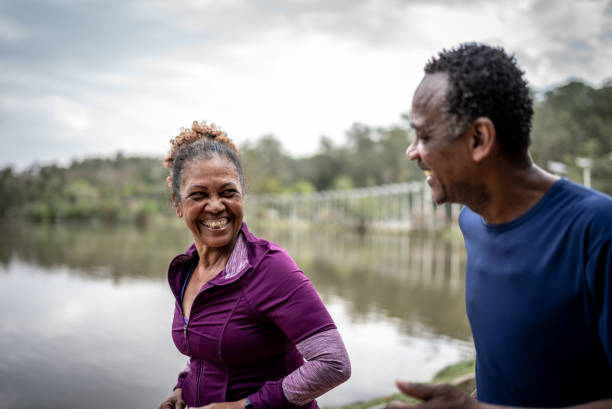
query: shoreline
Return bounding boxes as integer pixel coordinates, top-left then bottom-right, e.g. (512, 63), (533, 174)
(325, 360), (475, 409)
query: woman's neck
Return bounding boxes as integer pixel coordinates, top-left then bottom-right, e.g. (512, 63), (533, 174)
(196, 235), (237, 270)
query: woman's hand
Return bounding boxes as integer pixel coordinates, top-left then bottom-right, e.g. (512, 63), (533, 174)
(159, 388), (186, 409)
(195, 398), (247, 409)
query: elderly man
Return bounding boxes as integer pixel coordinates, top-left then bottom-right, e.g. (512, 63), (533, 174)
(392, 43), (612, 409)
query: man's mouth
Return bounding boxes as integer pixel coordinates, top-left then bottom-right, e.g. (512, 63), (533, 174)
(201, 218), (229, 230)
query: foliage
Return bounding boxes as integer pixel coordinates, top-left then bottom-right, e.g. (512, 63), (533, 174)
(325, 360), (475, 409)
(1, 80), (610, 224)
(531, 80), (612, 192)
(241, 79), (612, 197)
(431, 359), (476, 383)
(240, 124), (419, 194)
(0, 153), (171, 224)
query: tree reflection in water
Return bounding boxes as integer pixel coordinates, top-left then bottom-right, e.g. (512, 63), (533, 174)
(0, 221), (473, 408)
(0, 221), (470, 341)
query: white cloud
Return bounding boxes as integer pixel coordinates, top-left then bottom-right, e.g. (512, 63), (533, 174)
(0, 0), (610, 168)
(0, 15), (28, 41)
(47, 96), (94, 134)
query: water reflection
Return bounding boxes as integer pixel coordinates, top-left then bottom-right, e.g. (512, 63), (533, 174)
(0, 221), (469, 341)
(0, 221), (473, 408)
(0, 220), (192, 281)
(251, 225), (470, 341)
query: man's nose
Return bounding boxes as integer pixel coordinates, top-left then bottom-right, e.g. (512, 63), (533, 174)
(405, 139), (419, 161)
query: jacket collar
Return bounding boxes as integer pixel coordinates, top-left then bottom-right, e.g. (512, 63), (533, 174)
(167, 222), (255, 297)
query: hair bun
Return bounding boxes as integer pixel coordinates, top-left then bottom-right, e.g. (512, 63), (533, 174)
(163, 120), (239, 189)
(163, 120), (238, 169)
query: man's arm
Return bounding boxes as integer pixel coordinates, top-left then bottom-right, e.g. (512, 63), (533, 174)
(386, 382), (612, 409)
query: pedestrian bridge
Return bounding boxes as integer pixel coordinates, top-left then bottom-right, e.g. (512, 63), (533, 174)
(246, 182), (461, 232)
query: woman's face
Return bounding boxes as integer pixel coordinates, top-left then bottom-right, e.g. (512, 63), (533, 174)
(177, 155), (244, 251)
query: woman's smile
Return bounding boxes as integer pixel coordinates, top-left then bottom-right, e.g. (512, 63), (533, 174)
(200, 217), (231, 231)
(179, 156), (244, 252)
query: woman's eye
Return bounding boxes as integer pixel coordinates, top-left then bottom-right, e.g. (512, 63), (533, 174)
(189, 192), (206, 199)
(222, 190), (237, 197)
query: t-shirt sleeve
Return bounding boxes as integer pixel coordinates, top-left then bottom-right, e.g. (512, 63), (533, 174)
(245, 247), (336, 344)
(587, 239), (612, 367)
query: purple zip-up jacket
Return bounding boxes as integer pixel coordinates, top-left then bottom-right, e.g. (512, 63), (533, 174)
(168, 222), (336, 409)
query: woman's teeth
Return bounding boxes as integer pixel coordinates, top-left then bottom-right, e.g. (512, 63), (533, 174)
(203, 219), (228, 229)
(424, 170), (432, 177)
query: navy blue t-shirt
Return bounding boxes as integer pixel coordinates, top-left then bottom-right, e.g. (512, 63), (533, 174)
(460, 178), (612, 407)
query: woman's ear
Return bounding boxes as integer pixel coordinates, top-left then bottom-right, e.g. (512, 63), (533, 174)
(470, 117), (496, 162)
(172, 194), (183, 218)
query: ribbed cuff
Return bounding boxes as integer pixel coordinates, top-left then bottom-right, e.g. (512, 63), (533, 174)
(248, 379), (311, 409)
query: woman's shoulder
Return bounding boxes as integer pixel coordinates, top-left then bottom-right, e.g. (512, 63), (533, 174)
(241, 223), (298, 269)
(240, 224), (306, 288)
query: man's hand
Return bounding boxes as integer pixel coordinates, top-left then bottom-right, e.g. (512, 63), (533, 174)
(195, 398), (247, 409)
(386, 381), (480, 409)
(158, 388), (186, 409)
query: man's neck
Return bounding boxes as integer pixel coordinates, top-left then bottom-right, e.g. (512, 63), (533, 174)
(469, 159), (559, 225)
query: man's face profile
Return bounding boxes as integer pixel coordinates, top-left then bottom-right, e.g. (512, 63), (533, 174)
(407, 73), (473, 205)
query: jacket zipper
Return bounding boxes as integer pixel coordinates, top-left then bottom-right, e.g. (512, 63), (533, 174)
(183, 319), (190, 355)
(197, 359), (203, 406)
(178, 261), (216, 407)
(183, 293), (205, 406)
(178, 259), (197, 355)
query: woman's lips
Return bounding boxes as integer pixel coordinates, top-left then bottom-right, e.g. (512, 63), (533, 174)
(201, 218), (229, 229)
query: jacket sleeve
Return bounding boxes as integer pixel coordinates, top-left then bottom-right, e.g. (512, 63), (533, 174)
(244, 248), (341, 409)
(282, 328), (351, 405)
(247, 330), (350, 409)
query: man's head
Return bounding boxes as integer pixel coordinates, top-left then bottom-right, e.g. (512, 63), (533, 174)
(424, 43), (534, 157)
(406, 43), (533, 206)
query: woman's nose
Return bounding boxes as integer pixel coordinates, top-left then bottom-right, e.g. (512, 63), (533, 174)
(206, 196), (225, 213)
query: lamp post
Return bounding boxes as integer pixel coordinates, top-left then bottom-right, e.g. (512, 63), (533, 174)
(548, 161), (567, 176)
(576, 157), (593, 188)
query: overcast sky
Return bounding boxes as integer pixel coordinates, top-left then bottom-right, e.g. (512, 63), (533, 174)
(1, 0), (611, 169)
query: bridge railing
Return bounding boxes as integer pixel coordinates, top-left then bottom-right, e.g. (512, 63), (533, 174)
(245, 182), (461, 232)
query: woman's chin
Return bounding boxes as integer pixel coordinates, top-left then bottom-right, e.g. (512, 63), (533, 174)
(196, 223), (240, 249)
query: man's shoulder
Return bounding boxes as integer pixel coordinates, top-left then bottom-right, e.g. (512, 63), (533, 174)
(555, 179), (612, 222)
(459, 179), (612, 237)
(556, 178), (612, 201)
(551, 180), (612, 251)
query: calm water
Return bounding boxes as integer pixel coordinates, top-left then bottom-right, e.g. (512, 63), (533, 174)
(0, 220), (474, 409)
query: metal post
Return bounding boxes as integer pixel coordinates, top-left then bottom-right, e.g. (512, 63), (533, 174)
(576, 157), (593, 188)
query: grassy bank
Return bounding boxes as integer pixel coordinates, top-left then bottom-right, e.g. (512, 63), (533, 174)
(327, 360), (475, 409)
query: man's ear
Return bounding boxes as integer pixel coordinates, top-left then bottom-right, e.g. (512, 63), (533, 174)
(470, 117), (496, 162)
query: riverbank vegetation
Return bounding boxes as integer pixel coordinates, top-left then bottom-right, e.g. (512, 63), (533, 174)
(326, 360), (476, 409)
(1, 80), (610, 224)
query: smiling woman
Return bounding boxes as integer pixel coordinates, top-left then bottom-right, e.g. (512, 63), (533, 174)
(158, 121), (350, 409)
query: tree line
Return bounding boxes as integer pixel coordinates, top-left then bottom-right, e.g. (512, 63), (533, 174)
(1, 79), (610, 224)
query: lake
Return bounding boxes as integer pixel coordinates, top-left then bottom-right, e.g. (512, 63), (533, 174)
(0, 220), (474, 409)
